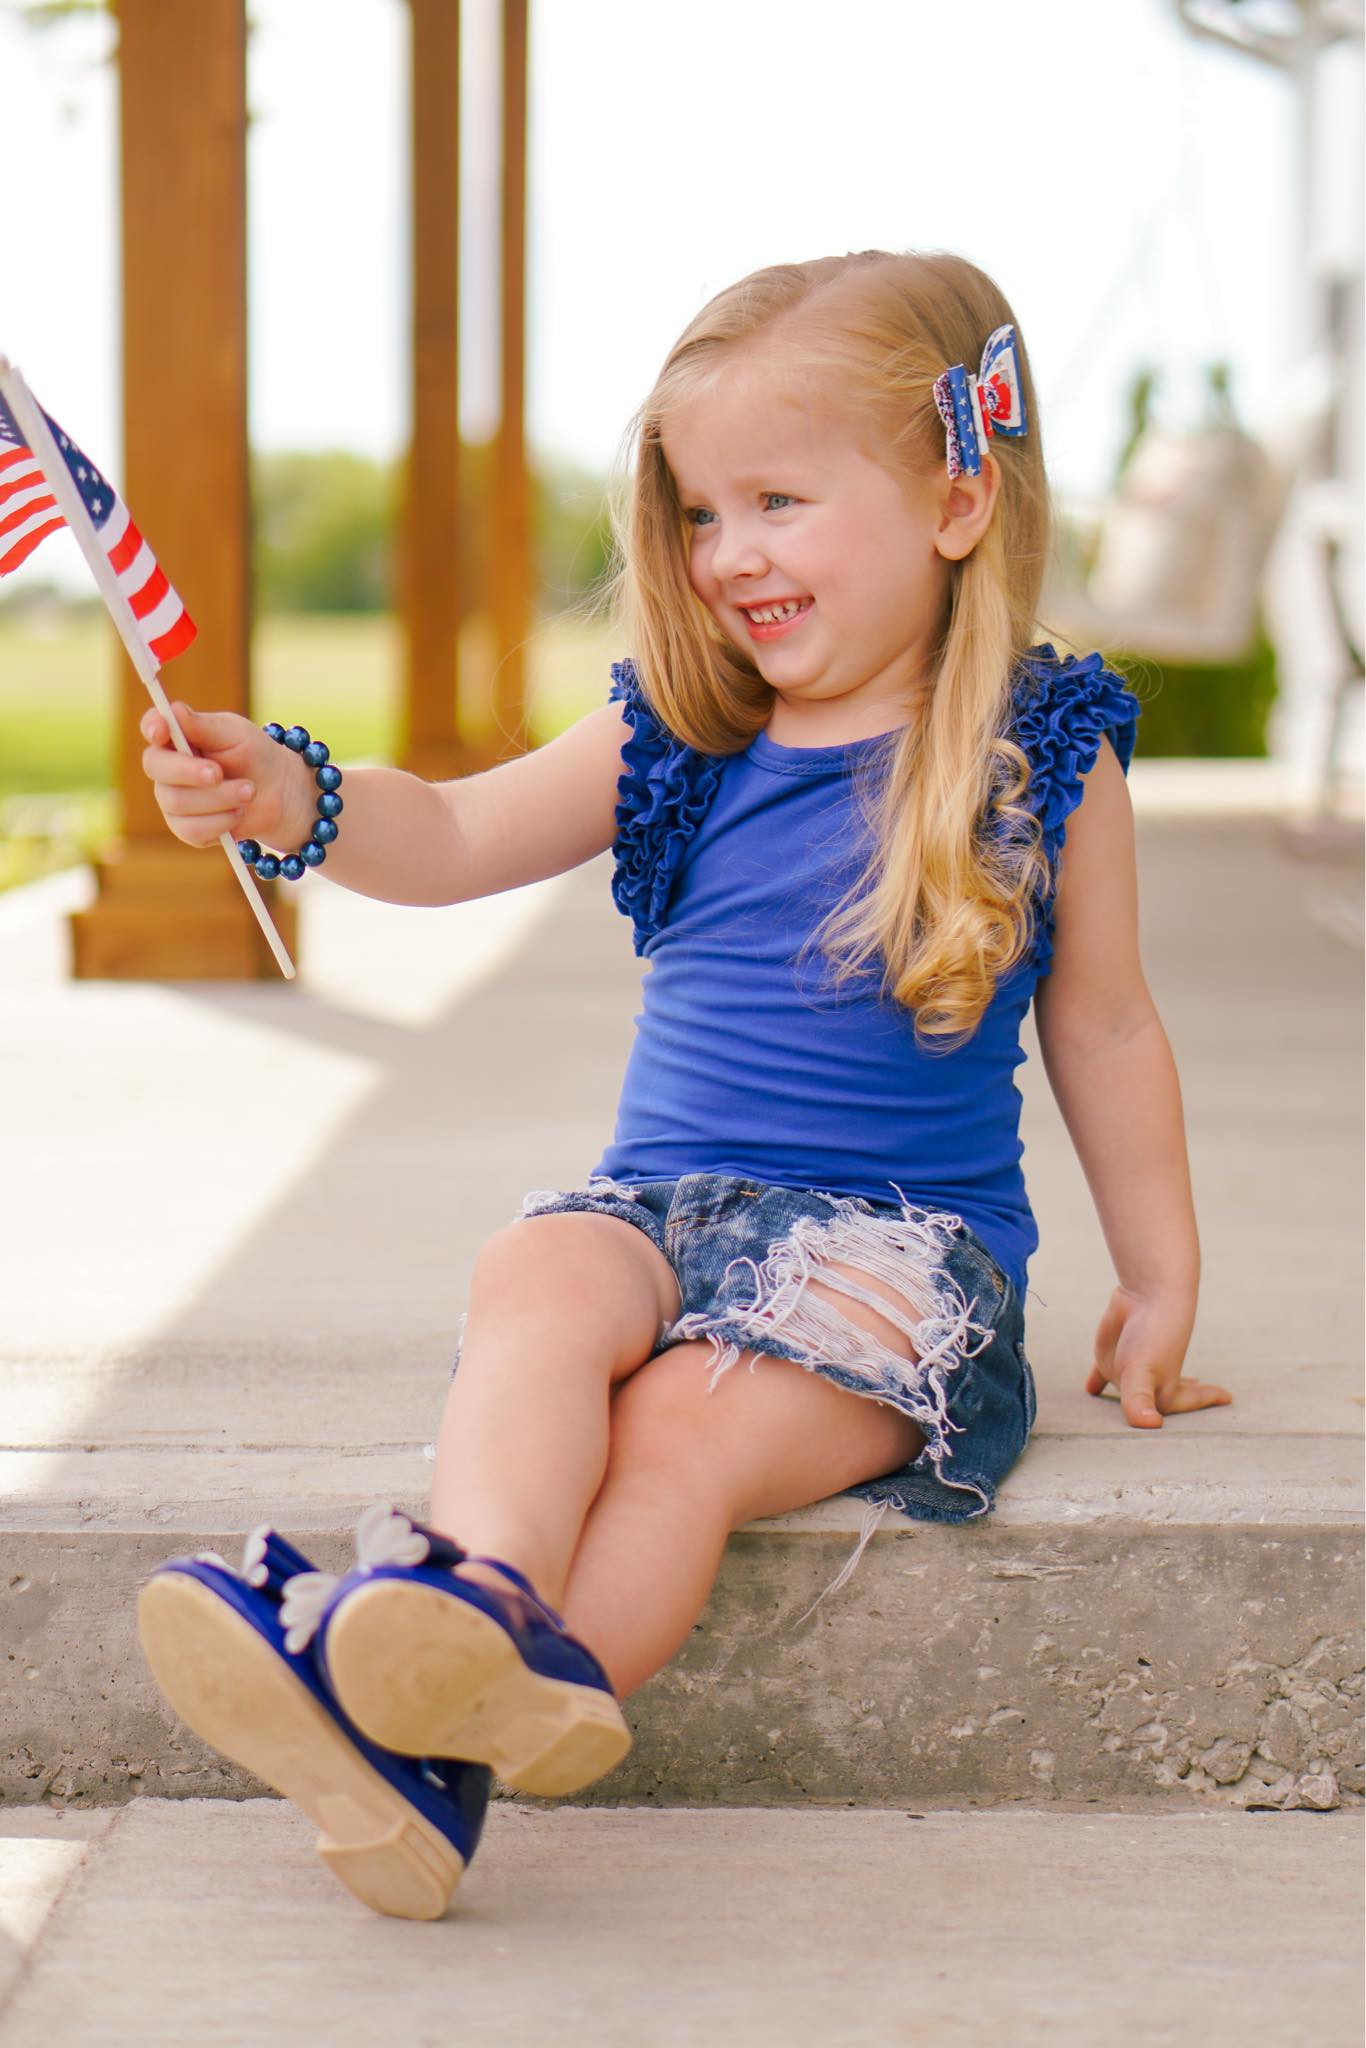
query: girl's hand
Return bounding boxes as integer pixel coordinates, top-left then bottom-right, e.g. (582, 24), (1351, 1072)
(1085, 1285), (1232, 1428)
(139, 702), (312, 854)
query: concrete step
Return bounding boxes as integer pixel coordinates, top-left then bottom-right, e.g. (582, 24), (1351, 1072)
(1, 824), (1362, 1811)
(2, 1800), (1361, 2047)
(2, 1434), (1360, 1810)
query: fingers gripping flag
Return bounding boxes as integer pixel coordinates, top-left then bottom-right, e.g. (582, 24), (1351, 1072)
(0, 387), (196, 664)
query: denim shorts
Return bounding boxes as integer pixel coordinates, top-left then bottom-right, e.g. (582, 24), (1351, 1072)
(453, 1171), (1036, 1533)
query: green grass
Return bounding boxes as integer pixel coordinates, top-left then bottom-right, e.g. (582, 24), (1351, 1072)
(0, 612), (119, 796)
(0, 607), (619, 890)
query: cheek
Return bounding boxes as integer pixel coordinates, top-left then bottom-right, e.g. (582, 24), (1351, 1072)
(686, 545), (714, 605)
(845, 540), (916, 616)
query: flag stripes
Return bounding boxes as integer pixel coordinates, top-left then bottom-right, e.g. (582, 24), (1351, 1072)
(0, 387), (196, 664)
(0, 441), (63, 573)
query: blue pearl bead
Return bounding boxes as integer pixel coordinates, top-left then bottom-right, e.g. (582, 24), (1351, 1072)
(302, 740), (330, 769)
(263, 723), (286, 744)
(280, 854), (306, 881)
(237, 838), (262, 865)
(301, 839), (327, 867)
(283, 725), (310, 753)
(255, 853), (282, 880)
(315, 764), (343, 793)
(317, 791), (343, 819)
(311, 816), (339, 845)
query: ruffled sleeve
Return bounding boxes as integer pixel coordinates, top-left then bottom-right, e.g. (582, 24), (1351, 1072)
(607, 659), (725, 955)
(1009, 643), (1143, 978)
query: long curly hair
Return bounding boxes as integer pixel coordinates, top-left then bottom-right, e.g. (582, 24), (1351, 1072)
(598, 248), (1058, 1047)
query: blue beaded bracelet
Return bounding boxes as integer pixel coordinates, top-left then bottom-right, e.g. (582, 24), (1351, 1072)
(237, 724), (344, 882)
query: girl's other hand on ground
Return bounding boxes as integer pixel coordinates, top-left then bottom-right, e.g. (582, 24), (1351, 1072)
(1085, 1285), (1232, 1428)
(139, 702), (307, 852)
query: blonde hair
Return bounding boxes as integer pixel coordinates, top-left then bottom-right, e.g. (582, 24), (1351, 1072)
(600, 248), (1057, 1047)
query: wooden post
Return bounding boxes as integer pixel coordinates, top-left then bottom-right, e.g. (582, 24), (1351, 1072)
(70, 0), (292, 978)
(489, 0), (531, 759)
(400, 0), (478, 785)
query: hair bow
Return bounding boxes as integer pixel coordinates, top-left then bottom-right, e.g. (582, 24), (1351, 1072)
(933, 324), (1028, 479)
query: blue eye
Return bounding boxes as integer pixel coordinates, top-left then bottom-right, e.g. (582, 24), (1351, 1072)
(685, 493), (794, 527)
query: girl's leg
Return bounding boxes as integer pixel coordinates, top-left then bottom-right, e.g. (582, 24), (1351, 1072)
(426, 1211), (681, 1606)
(561, 1276), (927, 1697)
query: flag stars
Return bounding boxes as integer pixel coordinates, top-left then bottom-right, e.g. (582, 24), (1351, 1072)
(1, 379), (195, 662)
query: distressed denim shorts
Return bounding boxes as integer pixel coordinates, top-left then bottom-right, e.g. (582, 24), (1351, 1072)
(452, 1171), (1037, 1538)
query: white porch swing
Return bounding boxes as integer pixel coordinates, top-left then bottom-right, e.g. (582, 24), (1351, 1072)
(1037, 0), (1363, 826)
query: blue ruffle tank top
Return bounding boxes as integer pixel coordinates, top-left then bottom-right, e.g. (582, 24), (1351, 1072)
(589, 645), (1142, 1300)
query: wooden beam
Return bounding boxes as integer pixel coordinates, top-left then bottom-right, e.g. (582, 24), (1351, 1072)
(401, 0), (476, 785)
(72, 0), (292, 977)
(489, 0), (530, 759)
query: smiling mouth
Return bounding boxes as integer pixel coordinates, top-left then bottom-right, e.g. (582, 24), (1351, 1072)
(739, 597), (812, 624)
(739, 597), (814, 641)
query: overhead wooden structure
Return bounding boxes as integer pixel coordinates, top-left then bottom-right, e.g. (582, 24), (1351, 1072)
(73, 0), (531, 978)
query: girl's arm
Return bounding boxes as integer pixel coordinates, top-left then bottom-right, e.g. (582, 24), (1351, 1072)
(1031, 739), (1231, 1428)
(140, 699), (631, 908)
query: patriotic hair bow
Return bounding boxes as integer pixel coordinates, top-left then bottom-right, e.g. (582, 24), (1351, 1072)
(933, 324), (1028, 479)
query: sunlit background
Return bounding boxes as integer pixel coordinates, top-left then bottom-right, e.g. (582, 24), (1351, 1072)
(0, 0), (1362, 893)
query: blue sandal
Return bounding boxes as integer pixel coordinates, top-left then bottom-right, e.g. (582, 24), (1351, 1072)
(284, 1506), (633, 1799)
(135, 1527), (492, 1921)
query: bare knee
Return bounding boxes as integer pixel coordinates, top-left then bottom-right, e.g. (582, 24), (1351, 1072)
(603, 1348), (736, 1509)
(470, 1213), (676, 1323)
(606, 1347), (719, 1457)
(466, 1213), (680, 1374)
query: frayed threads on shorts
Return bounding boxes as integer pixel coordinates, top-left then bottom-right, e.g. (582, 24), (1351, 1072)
(663, 1190), (996, 1510)
(519, 1175), (643, 1217)
(788, 1497), (896, 1628)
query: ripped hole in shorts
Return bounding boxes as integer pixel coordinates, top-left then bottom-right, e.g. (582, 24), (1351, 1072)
(663, 1191), (999, 1608)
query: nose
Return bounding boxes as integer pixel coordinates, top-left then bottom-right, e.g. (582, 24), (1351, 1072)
(709, 519), (771, 587)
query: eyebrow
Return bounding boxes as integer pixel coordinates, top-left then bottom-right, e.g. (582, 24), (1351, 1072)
(672, 469), (810, 498)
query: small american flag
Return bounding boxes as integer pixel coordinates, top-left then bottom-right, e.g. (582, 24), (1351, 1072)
(0, 389), (196, 663)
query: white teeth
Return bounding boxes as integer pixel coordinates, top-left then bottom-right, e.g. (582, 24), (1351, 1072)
(746, 599), (807, 624)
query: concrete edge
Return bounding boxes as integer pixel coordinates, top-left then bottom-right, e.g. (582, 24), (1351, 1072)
(2, 1433), (1361, 1534)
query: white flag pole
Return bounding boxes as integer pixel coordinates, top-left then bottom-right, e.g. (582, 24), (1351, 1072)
(0, 354), (296, 980)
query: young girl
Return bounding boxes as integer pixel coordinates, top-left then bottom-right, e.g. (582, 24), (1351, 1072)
(133, 248), (1231, 1922)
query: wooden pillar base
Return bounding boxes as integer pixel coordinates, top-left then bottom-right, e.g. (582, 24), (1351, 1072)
(69, 841), (297, 981)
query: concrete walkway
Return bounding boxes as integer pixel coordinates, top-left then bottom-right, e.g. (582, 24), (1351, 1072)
(1, 1802), (1361, 2047)
(0, 776), (1361, 2038)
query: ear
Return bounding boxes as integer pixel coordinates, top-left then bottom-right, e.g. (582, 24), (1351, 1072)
(933, 454), (1002, 562)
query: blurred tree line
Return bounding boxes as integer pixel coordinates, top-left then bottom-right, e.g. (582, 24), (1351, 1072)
(250, 445), (614, 619)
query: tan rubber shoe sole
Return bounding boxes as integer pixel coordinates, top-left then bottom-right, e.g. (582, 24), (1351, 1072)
(323, 1578), (633, 1798)
(136, 1572), (469, 1921)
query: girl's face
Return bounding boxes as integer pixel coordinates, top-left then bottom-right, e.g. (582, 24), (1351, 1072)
(662, 367), (952, 744)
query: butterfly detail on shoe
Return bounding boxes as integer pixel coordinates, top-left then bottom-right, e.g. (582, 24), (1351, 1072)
(192, 1526), (276, 1590)
(278, 1505), (460, 1653)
